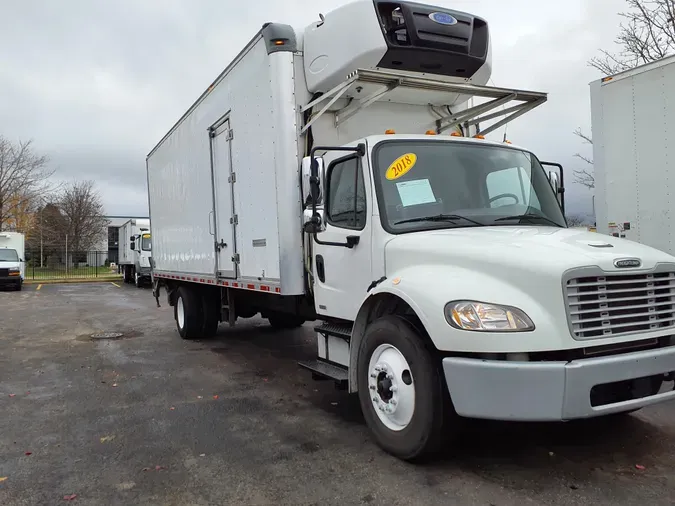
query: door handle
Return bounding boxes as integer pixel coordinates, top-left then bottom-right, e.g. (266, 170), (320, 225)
(346, 235), (360, 248)
(208, 210), (215, 236)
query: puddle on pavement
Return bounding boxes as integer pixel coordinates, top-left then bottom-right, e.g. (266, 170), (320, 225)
(75, 329), (144, 342)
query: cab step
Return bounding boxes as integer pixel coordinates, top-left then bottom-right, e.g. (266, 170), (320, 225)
(298, 359), (348, 385)
(314, 322), (353, 340)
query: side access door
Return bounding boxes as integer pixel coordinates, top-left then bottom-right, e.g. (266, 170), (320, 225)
(209, 117), (237, 278)
(312, 151), (373, 321)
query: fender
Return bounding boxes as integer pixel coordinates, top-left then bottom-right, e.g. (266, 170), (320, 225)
(348, 263), (556, 392)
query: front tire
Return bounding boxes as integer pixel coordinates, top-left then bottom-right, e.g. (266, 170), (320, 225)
(357, 315), (455, 461)
(174, 286), (204, 339)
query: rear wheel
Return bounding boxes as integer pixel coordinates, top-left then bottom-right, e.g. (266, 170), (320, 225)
(174, 286), (204, 339)
(357, 315), (456, 461)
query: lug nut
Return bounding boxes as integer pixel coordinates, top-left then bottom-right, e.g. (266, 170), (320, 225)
(389, 385), (397, 392)
(369, 385), (376, 390)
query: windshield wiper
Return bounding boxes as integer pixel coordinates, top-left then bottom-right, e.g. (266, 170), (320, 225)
(395, 214), (484, 226)
(493, 213), (563, 227)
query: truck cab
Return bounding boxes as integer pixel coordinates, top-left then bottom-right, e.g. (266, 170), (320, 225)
(302, 132), (675, 460)
(129, 232), (152, 287)
(0, 232), (25, 291)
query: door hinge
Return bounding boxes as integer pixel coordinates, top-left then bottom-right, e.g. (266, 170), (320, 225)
(232, 253), (240, 264)
(226, 129), (234, 140)
(230, 214), (238, 225)
(228, 172), (236, 183)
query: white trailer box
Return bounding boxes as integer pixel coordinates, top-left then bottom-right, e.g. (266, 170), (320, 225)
(590, 54), (675, 250)
(0, 232), (25, 290)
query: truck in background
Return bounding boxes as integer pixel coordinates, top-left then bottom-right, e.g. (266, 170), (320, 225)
(118, 218), (152, 287)
(590, 54), (675, 249)
(0, 232), (25, 291)
(147, 0), (675, 461)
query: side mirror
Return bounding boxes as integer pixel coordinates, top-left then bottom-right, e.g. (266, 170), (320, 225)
(301, 156), (324, 206)
(541, 161), (565, 216)
(130, 238), (136, 251)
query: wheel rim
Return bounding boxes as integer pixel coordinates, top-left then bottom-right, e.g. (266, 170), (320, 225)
(177, 296), (185, 329)
(135, 273), (138, 284)
(367, 343), (415, 431)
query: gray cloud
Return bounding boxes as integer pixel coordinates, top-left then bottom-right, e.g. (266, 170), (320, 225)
(1, 0), (624, 218)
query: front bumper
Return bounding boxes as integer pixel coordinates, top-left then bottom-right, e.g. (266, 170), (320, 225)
(0, 275), (21, 285)
(138, 267), (152, 276)
(443, 345), (675, 421)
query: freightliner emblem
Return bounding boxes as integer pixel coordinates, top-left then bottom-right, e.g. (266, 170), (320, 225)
(613, 258), (642, 268)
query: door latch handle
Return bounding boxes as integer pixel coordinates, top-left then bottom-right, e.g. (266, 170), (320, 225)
(216, 240), (227, 251)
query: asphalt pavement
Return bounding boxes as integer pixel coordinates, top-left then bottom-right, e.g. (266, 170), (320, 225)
(1, 282), (674, 505)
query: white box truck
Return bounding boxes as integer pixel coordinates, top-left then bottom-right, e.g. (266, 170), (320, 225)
(147, 0), (675, 461)
(0, 232), (25, 291)
(118, 218), (152, 287)
(590, 54), (675, 250)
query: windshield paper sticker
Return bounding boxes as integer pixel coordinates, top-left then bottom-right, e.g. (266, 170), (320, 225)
(396, 179), (437, 207)
(385, 153), (417, 180)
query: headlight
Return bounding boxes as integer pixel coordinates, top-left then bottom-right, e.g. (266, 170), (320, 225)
(9, 268), (20, 274)
(445, 300), (534, 332)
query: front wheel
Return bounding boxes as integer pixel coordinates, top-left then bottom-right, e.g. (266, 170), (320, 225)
(357, 315), (456, 461)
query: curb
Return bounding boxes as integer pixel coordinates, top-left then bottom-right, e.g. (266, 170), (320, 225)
(24, 277), (123, 285)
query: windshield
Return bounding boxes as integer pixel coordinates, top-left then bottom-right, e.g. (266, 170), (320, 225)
(0, 248), (19, 262)
(372, 140), (566, 232)
(141, 234), (151, 251)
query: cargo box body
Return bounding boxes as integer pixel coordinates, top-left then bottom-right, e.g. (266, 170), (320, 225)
(147, 33), (305, 295)
(591, 55), (675, 252)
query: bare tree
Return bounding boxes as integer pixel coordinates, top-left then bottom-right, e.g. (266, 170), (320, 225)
(573, 128), (595, 189)
(0, 136), (55, 231)
(566, 214), (588, 227)
(58, 180), (109, 254)
(575, 1), (674, 189)
(590, 0), (675, 75)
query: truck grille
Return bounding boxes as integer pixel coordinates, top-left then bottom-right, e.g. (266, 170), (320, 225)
(0, 268), (8, 277)
(565, 271), (675, 339)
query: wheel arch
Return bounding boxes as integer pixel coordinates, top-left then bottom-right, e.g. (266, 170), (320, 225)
(349, 289), (436, 393)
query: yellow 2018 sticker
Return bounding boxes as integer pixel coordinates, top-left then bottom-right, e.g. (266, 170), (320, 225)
(385, 153), (417, 180)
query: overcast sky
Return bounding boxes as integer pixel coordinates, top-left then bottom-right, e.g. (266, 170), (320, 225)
(0, 0), (624, 218)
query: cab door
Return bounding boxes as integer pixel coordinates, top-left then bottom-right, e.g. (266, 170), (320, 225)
(311, 152), (373, 320)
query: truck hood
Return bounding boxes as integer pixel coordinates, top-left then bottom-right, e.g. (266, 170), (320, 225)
(384, 226), (675, 278)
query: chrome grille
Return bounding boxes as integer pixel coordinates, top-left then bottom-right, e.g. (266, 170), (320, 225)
(565, 271), (675, 339)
